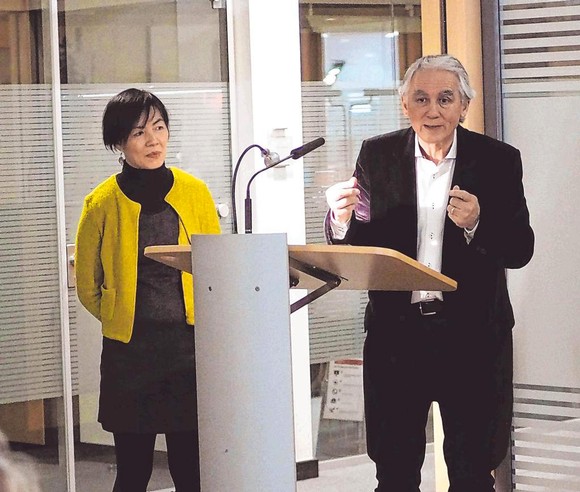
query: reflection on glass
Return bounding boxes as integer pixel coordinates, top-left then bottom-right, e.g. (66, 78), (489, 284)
(321, 32), (399, 90)
(0, 5), (46, 84)
(60, 0), (226, 84)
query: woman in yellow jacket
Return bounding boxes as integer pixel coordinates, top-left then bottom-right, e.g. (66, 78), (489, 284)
(75, 88), (220, 492)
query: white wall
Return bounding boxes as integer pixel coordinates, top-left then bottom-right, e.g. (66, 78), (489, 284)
(227, 0), (314, 464)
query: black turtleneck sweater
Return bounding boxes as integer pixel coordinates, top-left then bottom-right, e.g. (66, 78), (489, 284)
(116, 162), (173, 214)
(115, 162), (185, 325)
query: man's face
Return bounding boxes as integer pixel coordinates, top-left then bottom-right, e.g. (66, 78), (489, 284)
(401, 69), (469, 150)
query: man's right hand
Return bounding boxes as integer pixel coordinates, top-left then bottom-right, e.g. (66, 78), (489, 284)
(325, 177), (360, 224)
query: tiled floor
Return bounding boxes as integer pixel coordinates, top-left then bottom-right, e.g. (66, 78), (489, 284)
(297, 450), (436, 492)
(28, 448), (436, 491)
(17, 400), (437, 491)
(23, 446), (438, 492)
(30, 450), (175, 492)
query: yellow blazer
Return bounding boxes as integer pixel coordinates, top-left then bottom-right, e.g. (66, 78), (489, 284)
(75, 167), (221, 342)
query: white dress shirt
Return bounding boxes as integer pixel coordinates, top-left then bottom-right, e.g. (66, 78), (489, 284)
(412, 133), (456, 303)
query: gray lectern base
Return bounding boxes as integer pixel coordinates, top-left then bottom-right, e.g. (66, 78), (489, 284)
(192, 233), (296, 491)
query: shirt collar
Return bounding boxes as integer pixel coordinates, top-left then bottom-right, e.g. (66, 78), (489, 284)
(414, 129), (458, 160)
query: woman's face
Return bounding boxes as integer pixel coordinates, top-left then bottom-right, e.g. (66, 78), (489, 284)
(119, 108), (169, 170)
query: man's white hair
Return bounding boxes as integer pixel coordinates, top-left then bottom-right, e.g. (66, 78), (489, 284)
(399, 54), (476, 103)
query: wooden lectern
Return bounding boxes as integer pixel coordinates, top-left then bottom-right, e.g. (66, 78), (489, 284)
(145, 234), (456, 492)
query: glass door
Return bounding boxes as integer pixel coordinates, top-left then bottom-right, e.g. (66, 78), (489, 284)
(1, 1), (232, 490)
(58, 1), (231, 490)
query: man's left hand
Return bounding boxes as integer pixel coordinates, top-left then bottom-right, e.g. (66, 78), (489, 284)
(448, 185), (480, 229)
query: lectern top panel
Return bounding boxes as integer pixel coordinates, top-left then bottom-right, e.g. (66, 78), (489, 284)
(288, 244), (456, 292)
(145, 245), (192, 273)
(144, 243), (456, 292)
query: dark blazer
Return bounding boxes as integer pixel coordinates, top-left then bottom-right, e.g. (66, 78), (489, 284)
(327, 125), (534, 338)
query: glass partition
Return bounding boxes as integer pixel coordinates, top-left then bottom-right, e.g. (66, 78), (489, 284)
(1, 1), (231, 490)
(59, 1), (230, 489)
(498, 0), (580, 490)
(0, 1), (69, 490)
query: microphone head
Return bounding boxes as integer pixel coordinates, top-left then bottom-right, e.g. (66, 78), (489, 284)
(290, 137), (325, 160)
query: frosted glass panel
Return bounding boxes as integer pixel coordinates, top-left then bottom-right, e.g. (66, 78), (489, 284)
(501, 0), (580, 94)
(500, 0), (580, 490)
(0, 86), (63, 403)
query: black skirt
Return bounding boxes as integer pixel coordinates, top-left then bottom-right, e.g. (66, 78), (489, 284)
(98, 320), (197, 434)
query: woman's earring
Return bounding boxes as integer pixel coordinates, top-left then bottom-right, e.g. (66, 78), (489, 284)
(118, 152), (125, 165)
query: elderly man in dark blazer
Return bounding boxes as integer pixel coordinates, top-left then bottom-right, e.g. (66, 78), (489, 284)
(325, 54), (534, 491)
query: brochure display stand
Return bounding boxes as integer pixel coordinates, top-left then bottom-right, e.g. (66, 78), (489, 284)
(145, 234), (456, 491)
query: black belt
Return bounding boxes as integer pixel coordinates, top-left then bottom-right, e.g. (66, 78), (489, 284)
(418, 299), (444, 316)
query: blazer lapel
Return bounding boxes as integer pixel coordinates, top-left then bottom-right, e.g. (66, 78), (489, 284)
(443, 126), (476, 270)
(450, 126), (478, 191)
(392, 128), (418, 257)
(397, 128), (417, 203)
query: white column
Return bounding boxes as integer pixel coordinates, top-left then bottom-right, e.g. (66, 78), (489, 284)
(227, 0), (314, 466)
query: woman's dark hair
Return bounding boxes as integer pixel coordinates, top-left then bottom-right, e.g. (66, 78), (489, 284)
(102, 88), (170, 151)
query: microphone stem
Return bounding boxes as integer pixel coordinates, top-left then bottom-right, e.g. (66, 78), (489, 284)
(244, 197), (253, 234)
(245, 155), (292, 199)
(231, 143), (268, 234)
(243, 154), (292, 234)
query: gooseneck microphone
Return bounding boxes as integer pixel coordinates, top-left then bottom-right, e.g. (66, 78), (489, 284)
(231, 143), (273, 234)
(243, 137), (325, 234)
(231, 138), (326, 234)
